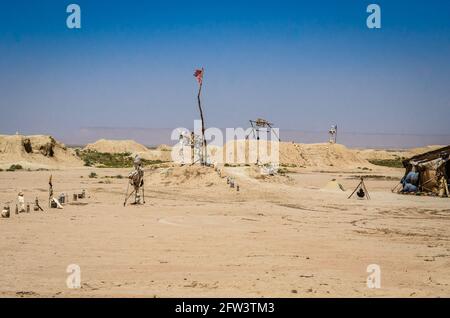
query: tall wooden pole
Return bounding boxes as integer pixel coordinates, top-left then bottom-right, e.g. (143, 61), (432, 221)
(197, 68), (207, 165)
(48, 175), (53, 208)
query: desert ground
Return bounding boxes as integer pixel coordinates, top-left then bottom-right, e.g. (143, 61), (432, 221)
(0, 136), (449, 297)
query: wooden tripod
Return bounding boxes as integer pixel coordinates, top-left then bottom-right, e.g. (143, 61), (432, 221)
(348, 177), (371, 200)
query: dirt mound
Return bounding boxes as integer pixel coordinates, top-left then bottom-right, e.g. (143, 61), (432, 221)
(84, 139), (172, 162)
(139, 146), (172, 162)
(216, 140), (369, 169)
(84, 139), (148, 154)
(153, 165), (221, 186)
(410, 145), (446, 156)
(282, 143), (369, 168)
(245, 165), (295, 184)
(322, 179), (346, 192)
(0, 134), (83, 169)
(356, 145), (446, 161)
(356, 149), (408, 161)
(156, 144), (172, 152)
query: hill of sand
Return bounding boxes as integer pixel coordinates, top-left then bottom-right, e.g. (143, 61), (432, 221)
(84, 139), (149, 154)
(152, 165), (222, 186)
(214, 140), (370, 169)
(84, 139), (172, 162)
(279, 142), (369, 168)
(0, 135), (83, 169)
(410, 145), (446, 155)
(356, 145), (446, 161)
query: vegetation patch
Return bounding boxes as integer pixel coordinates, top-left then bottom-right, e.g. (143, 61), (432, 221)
(368, 158), (405, 168)
(77, 150), (164, 168)
(7, 164), (23, 172)
(349, 174), (399, 181)
(102, 175), (124, 179)
(281, 163), (298, 168)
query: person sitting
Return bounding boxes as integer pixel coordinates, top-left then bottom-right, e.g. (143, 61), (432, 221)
(402, 167), (419, 193)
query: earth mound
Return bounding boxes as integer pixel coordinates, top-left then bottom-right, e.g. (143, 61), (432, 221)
(0, 134), (83, 169)
(217, 140), (370, 169)
(84, 139), (172, 162)
(84, 139), (148, 154)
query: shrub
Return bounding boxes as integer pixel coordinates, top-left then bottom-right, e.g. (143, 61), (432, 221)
(369, 159), (404, 168)
(7, 164), (23, 171)
(77, 150), (165, 168)
(89, 172), (98, 178)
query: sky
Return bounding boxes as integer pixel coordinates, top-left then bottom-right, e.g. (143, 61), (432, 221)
(0, 0), (449, 148)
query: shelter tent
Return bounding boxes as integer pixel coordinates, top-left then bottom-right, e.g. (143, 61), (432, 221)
(400, 146), (450, 197)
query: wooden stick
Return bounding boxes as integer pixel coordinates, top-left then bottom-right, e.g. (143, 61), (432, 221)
(362, 180), (371, 200)
(391, 182), (402, 193)
(123, 181), (130, 207)
(420, 177), (435, 187)
(123, 189), (135, 207)
(445, 180), (449, 197)
(197, 68), (207, 165)
(348, 179), (363, 199)
(48, 175), (53, 208)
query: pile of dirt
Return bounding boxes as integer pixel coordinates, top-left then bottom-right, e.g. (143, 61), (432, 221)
(282, 143), (370, 168)
(153, 165), (222, 186)
(142, 146), (172, 162)
(84, 139), (172, 162)
(321, 179), (346, 192)
(356, 149), (408, 161)
(156, 144), (172, 152)
(356, 145), (446, 161)
(245, 165), (295, 184)
(410, 145), (446, 155)
(217, 140), (370, 169)
(84, 139), (148, 154)
(0, 134), (83, 169)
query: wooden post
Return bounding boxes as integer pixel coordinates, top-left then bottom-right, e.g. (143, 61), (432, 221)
(191, 132), (195, 164)
(197, 68), (207, 165)
(48, 175), (53, 208)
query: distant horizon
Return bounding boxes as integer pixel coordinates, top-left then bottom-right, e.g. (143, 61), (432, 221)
(3, 127), (449, 150)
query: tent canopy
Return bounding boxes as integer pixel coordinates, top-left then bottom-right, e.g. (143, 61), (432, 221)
(401, 145), (450, 196)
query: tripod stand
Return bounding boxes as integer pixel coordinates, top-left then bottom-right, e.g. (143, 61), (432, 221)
(348, 177), (371, 200)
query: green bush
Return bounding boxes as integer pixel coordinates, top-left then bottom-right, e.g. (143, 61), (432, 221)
(89, 172), (98, 178)
(77, 150), (165, 168)
(368, 159), (404, 168)
(7, 164), (23, 171)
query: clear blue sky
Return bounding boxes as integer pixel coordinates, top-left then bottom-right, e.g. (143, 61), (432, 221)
(0, 0), (449, 147)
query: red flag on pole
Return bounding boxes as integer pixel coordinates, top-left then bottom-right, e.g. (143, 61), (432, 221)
(194, 68), (203, 84)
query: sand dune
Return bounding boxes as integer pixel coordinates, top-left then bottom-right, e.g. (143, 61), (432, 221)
(0, 133), (444, 173)
(209, 140), (371, 169)
(84, 139), (172, 162)
(0, 135), (82, 169)
(84, 139), (149, 154)
(356, 145), (445, 161)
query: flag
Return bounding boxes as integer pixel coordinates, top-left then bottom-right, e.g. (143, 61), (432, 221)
(194, 68), (203, 84)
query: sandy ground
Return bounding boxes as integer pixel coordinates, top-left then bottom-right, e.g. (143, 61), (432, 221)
(1, 165), (449, 298)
